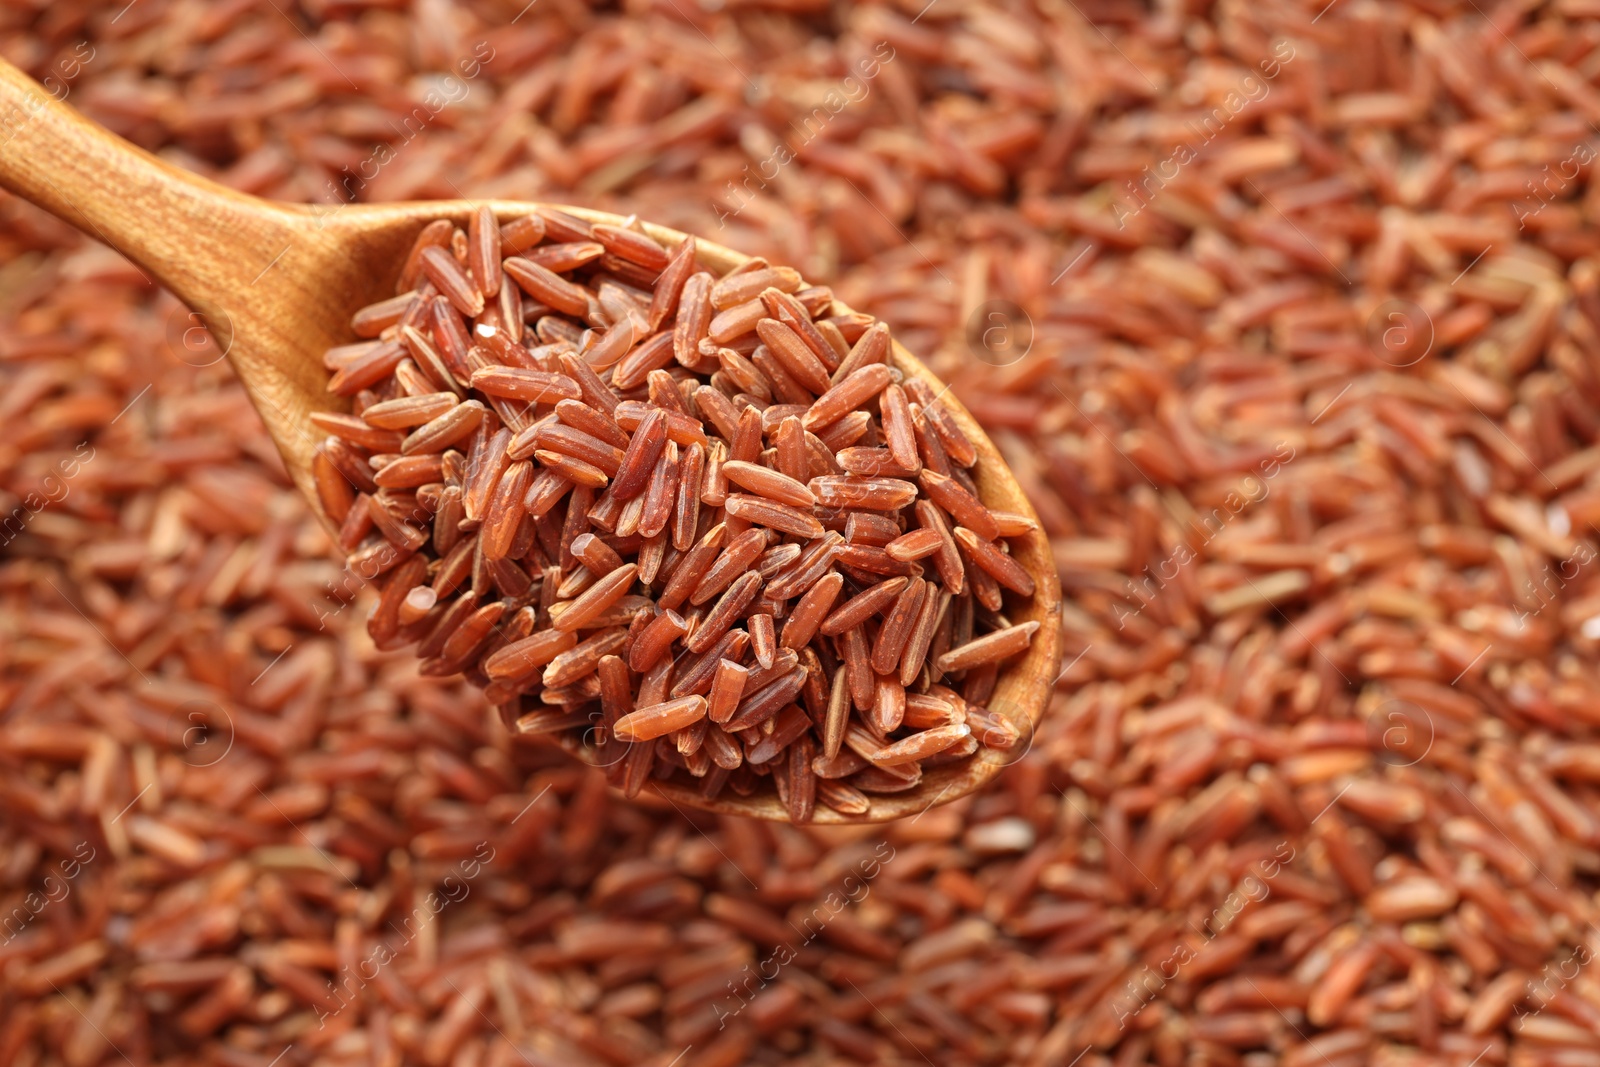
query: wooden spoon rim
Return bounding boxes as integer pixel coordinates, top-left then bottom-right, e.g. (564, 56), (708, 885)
(316, 200), (1062, 823)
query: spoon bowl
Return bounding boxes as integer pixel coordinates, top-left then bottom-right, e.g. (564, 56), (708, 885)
(0, 58), (1060, 822)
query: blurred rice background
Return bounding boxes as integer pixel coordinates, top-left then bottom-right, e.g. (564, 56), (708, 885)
(6, 1), (1600, 1065)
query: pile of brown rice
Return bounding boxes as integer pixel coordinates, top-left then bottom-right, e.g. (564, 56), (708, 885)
(4, 1), (1600, 1065)
(316, 204), (1040, 821)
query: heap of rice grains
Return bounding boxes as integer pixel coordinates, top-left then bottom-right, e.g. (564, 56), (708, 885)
(311, 206), (1039, 821)
(9, 0), (1600, 1065)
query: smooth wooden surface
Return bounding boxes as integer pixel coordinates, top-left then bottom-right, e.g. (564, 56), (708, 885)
(0, 58), (1061, 823)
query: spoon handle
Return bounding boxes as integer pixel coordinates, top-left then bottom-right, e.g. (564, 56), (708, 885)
(0, 58), (295, 323)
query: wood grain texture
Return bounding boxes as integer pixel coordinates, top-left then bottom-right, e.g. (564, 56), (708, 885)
(0, 57), (1061, 823)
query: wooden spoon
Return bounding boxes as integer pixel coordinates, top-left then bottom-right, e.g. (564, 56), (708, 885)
(0, 59), (1061, 823)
